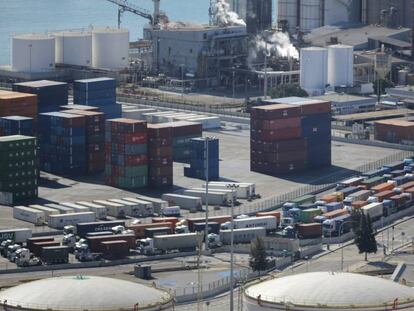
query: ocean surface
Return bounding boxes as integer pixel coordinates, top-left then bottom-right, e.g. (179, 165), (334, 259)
(0, 0), (210, 65)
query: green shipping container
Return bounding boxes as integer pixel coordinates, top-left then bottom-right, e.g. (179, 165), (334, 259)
(291, 195), (316, 206)
(361, 176), (387, 188)
(118, 175), (147, 189)
(299, 208), (322, 223)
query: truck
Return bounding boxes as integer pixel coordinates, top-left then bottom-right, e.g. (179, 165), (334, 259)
(336, 177), (364, 190)
(298, 208), (322, 223)
(60, 202), (90, 213)
(187, 216), (231, 231)
(87, 233), (136, 252)
(371, 182), (395, 194)
(343, 190), (371, 206)
(314, 209), (348, 223)
(29, 205), (59, 219)
(161, 193), (202, 212)
(282, 195), (316, 216)
(14, 248), (42, 267)
(360, 176), (387, 189)
(75, 220), (125, 238)
(320, 202), (343, 214)
(76, 201), (107, 219)
(338, 186), (361, 198)
(296, 223), (323, 239)
(44, 203), (74, 214)
(202, 182), (256, 199)
(219, 227), (266, 244)
(13, 206), (45, 225)
(183, 189), (232, 206)
(323, 214), (352, 237)
(41, 246), (69, 265)
(221, 216), (277, 232)
(161, 206), (181, 217)
(193, 222), (220, 234)
(134, 196), (168, 214)
(0, 228), (32, 244)
(361, 202), (383, 221)
(137, 233), (199, 255)
(93, 200), (127, 218)
(48, 212), (96, 229)
(116, 198), (154, 217)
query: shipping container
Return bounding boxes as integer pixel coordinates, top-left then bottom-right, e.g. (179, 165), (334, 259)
(193, 222), (220, 234)
(29, 205), (59, 219)
(133, 196), (167, 214)
(371, 182), (395, 193)
(224, 216), (277, 231)
(76, 220), (125, 238)
(27, 237), (54, 252)
(0, 116), (34, 136)
(93, 200), (128, 218)
(44, 203), (74, 214)
(220, 227), (266, 244)
(0, 228), (32, 244)
(183, 189), (231, 206)
(187, 215), (231, 232)
(144, 227), (172, 238)
(31, 241), (60, 257)
(256, 211), (281, 223)
(114, 198), (154, 217)
(202, 182), (256, 199)
(87, 233), (135, 252)
(41, 246), (69, 264)
(296, 223), (323, 239)
(127, 222), (174, 239)
(76, 201), (107, 219)
(152, 217), (179, 227)
(48, 212), (96, 229)
(13, 206), (45, 226)
(0, 91), (38, 119)
(161, 193), (202, 212)
(151, 233), (199, 252)
(60, 202), (90, 213)
(361, 202), (383, 221)
(351, 201), (368, 209)
(336, 177), (364, 190)
(100, 240), (129, 259)
(161, 206), (181, 217)
(343, 190), (371, 205)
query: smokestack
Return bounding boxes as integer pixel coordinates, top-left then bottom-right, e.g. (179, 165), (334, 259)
(412, 0), (414, 60)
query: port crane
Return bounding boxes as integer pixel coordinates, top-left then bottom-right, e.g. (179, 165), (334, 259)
(105, 0), (162, 28)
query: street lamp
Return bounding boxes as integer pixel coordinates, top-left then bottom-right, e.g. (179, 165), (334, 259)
(339, 220), (357, 271)
(28, 44), (33, 74)
(232, 66), (236, 102)
(204, 137), (210, 252)
(227, 183), (239, 311)
(180, 64), (185, 97)
(263, 30), (271, 99)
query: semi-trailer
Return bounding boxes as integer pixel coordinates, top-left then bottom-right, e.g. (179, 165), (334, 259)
(26, 237), (54, 252)
(190, 187), (237, 203)
(193, 222), (220, 234)
(336, 177), (364, 190)
(29, 205), (59, 219)
(296, 223), (323, 239)
(161, 193), (202, 212)
(87, 233), (136, 252)
(93, 200), (127, 218)
(187, 216), (231, 231)
(76, 220), (126, 238)
(48, 212), (96, 229)
(0, 228), (32, 244)
(127, 222), (174, 238)
(44, 204), (74, 214)
(138, 233), (199, 255)
(221, 216), (277, 231)
(41, 246), (69, 265)
(219, 227), (266, 244)
(323, 214), (351, 237)
(60, 202), (90, 213)
(201, 182), (256, 199)
(361, 202), (383, 221)
(115, 198), (154, 217)
(182, 189), (232, 206)
(343, 190), (371, 206)
(161, 206), (181, 217)
(144, 227), (172, 238)
(134, 196), (167, 214)
(13, 206), (45, 226)
(76, 201), (107, 219)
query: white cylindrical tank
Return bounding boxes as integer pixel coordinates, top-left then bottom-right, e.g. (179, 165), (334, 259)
(55, 31), (92, 66)
(328, 44), (354, 87)
(398, 69), (409, 85)
(278, 0), (298, 33)
(300, 0), (321, 32)
(92, 28), (129, 69)
(300, 47), (328, 96)
(12, 34), (55, 72)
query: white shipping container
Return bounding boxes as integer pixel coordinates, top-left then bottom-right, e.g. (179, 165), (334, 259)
(161, 194), (202, 212)
(190, 187), (237, 203)
(13, 206), (45, 226)
(232, 216), (277, 231)
(153, 233), (199, 251)
(0, 191), (13, 206)
(187, 116), (221, 129)
(361, 202), (383, 220)
(202, 182), (255, 199)
(0, 228), (32, 243)
(76, 201), (107, 219)
(93, 200), (128, 218)
(121, 197), (154, 216)
(60, 202), (90, 213)
(220, 227), (266, 244)
(44, 203), (74, 214)
(48, 212), (96, 229)
(29, 205), (59, 219)
(134, 196), (167, 214)
(183, 189), (231, 206)
(161, 206), (181, 217)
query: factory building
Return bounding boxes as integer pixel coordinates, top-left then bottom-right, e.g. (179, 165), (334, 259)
(364, 0), (413, 28)
(144, 24), (248, 87)
(227, 0), (272, 34)
(0, 276), (174, 311)
(243, 272), (414, 310)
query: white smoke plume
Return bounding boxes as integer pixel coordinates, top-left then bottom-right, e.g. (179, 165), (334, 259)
(248, 31), (299, 68)
(212, 0), (246, 27)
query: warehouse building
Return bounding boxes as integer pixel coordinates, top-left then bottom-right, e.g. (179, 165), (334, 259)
(0, 276), (174, 311)
(312, 93), (376, 115)
(243, 272), (414, 310)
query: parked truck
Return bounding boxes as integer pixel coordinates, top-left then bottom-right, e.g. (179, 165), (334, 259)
(60, 202), (90, 213)
(343, 190), (371, 206)
(44, 203), (74, 214)
(76, 201), (107, 219)
(13, 206), (45, 225)
(323, 214), (352, 237)
(75, 220), (126, 238)
(134, 196), (168, 214)
(161, 193), (202, 212)
(219, 227), (266, 244)
(127, 222), (174, 239)
(138, 233), (199, 255)
(41, 246), (69, 265)
(221, 216), (277, 232)
(29, 205), (59, 219)
(161, 206), (181, 217)
(296, 223), (323, 239)
(116, 198), (154, 217)
(336, 177), (364, 190)
(14, 248), (42, 267)
(361, 202), (383, 221)
(48, 212), (96, 229)
(187, 215), (231, 231)
(0, 228), (32, 244)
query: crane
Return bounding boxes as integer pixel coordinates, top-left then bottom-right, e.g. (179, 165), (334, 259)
(105, 0), (161, 28)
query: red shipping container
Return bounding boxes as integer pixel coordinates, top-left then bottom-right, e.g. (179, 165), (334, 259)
(351, 201), (368, 209)
(100, 240), (129, 259)
(87, 234), (136, 252)
(124, 132), (148, 144)
(149, 175), (173, 187)
(250, 104), (302, 120)
(149, 166), (172, 177)
(125, 154), (148, 166)
(296, 100), (331, 115)
(371, 182), (395, 193)
(166, 121), (202, 137)
(251, 117), (302, 131)
(127, 222), (174, 238)
(251, 127), (302, 141)
(296, 223), (323, 239)
(374, 190), (395, 202)
(27, 237), (54, 252)
(152, 217), (178, 227)
(108, 118), (147, 133)
(31, 241), (60, 257)
(148, 156), (173, 167)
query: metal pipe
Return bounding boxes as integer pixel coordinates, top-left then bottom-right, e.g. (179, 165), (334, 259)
(204, 137), (209, 252)
(230, 191), (234, 311)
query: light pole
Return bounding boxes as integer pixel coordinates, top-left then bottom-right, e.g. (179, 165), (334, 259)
(228, 183), (239, 311)
(232, 66), (236, 103)
(263, 30), (270, 99)
(28, 44), (33, 74)
(181, 64), (185, 97)
(204, 137), (210, 252)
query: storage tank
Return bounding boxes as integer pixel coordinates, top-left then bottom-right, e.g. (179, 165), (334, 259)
(92, 28), (129, 69)
(0, 275), (174, 311)
(300, 0), (321, 32)
(328, 44), (354, 87)
(12, 34), (55, 72)
(55, 31), (92, 66)
(243, 272), (414, 310)
(278, 0), (298, 33)
(300, 47), (328, 96)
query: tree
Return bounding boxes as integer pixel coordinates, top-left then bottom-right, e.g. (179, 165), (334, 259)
(354, 213), (377, 261)
(249, 237), (268, 274)
(269, 84), (308, 99)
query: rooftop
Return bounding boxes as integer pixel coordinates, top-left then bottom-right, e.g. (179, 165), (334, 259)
(312, 93), (376, 103)
(375, 119), (414, 127)
(333, 108), (414, 122)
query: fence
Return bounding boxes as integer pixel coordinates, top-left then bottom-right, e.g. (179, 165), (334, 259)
(333, 136), (414, 151)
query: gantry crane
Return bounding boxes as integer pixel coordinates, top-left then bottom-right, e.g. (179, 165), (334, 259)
(105, 0), (162, 28)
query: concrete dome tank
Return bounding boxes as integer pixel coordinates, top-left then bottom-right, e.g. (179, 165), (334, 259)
(328, 44), (354, 87)
(0, 275), (174, 311)
(243, 272), (414, 310)
(12, 34), (55, 72)
(55, 31), (92, 67)
(92, 28), (129, 69)
(300, 47), (328, 96)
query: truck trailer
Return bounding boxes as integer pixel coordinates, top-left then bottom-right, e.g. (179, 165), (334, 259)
(48, 212), (96, 229)
(13, 206), (45, 226)
(76, 201), (107, 219)
(161, 193), (202, 212)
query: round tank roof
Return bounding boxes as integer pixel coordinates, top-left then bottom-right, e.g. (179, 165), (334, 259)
(54, 31), (91, 37)
(92, 27), (129, 34)
(0, 276), (173, 311)
(244, 272), (414, 309)
(13, 34), (54, 40)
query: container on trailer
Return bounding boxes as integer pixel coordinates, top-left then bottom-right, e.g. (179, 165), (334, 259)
(323, 209), (348, 220)
(182, 189), (230, 206)
(87, 233), (136, 252)
(29, 205), (59, 219)
(296, 223), (322, 239)
(190, 187), (237, 203)
(202, 182), (256, 199)
(398, 181), (414, 191)
(371, 182), (395, 193)
(232, 216), (277, 231)
(44, 203), (74, 214)
(76, 220), (125, 238)
(76, 201), (107, 219)
(351, 201), (368, 209)
(336, 177), (364, 190)
(117, 198), (154, 217)
(343, 190), (371, 205)
(93, 200), (127, 218)
(31, 241), (60, 257)
(339, 186), (360, 198)
(134, 196), (168, 214)
(144, 227), (172, 238)
(27, 237), (54, 252)
(291, 195), (316, 206)
(383, 161), (405, 171)
(299, 208), (322, 223)
(393, 175), (412, 186)
(374, 190), (395, 202)
(320, 194), (336, 203)
(48, 212), (96, 229)
(193, 222), (220, 234)
(0, 228), (32, 244)
(127, 222), (173, 238)
(187, 215), (231, 231)
(390, 194), (409, 211)
(321, 202), (343, 213)
(220, 227), (266, 244)
(152, 217), (178, 227)
(362, 168), (389, 178)
(13, 206), (45, 226)
(161, 206), (180, 217)
(256, 211), (281, 225)
(152, 233), (198, 252)
(360, 176), (387, 189)
(361, 202), (383, 221)
(86, 231), (113, 238)
(60, 202), (90, 213)
(161, 193), (202, 212)
(101, 240), (129, 259)
(41, 246), (69, 265)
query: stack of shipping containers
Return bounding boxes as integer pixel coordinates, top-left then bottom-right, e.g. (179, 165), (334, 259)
(64, 110), (105, 174)
(184, 137), (219, 180)
(105, 119), (148, 189)
(0, 91), (37, 119)
(12, 80), (68, 113)
(38, 112), (86, 175)
(147, 124), (173, 187)
(250, 97), (331, 175)
(0, 135), (38, 205)
(165, 121), (202, 162)
(0, 116), (34, 136)
(73, 78), (121, 119)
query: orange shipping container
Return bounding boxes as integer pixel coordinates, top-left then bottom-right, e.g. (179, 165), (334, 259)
(352, 201), (368, 209)
(399, 181), (414, 191)
(0, 91), (38, 119)
(127, 222), (174, 238)
(374, 190), (395, 202)
(152, 217), (178, 227)
(371, 182), (394, 193)
(323, 209), (348, 219)
(321, 194), (337, 203)
(256, 211), (281, 224)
